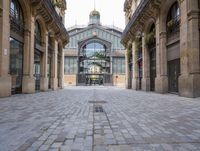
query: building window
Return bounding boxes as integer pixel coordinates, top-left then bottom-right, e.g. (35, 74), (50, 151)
(35, 21), (42, 45)
(166, 2), (180, 36)
(64, 57), (77, 74)
(113, 57), (125, 74)
(10, 0), (24, 35)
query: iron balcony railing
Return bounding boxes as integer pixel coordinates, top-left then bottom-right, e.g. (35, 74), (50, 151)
(44, 0), (67, 34)
(122, 0), (150, 43)
(166, 16), (180, 38)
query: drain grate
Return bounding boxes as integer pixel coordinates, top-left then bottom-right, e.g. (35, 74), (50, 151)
(89, 101), (107, 104)
(94, 106), (104, 112)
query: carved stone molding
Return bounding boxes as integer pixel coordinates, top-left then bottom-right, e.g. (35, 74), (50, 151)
(31, 0), (69, 45)
(122, 0), (162, 46)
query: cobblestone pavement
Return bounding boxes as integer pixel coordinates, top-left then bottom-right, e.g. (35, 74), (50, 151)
(0, 87), (200, 151)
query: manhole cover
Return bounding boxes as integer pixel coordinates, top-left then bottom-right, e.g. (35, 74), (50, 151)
(89, 101), (107, 104)
(94, 106), (104, 112)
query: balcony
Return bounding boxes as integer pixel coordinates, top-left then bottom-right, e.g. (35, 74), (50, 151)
(121, 0), (150, 45)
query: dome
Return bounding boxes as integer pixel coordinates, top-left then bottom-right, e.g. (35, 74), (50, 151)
(90, 9), (100, 17)
(89, 9), (101, 25)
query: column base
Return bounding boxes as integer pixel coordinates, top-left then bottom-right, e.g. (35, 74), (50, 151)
(40, 77), (48, 91)
(0, 75), (11, 97)
(59, 77), (64, 89)
(132, 77), (140, 90)
(51, 78), (58, 90)
(22, 76), (35, 94)
(155, 76), (168, 94)
(179, 74), (200, 98)
(142, 78), (150, 91)
(125, 77), (131, 89)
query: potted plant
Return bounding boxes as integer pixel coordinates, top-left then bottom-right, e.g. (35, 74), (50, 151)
(145, 31), (155, 46)
(51, 0), (62, 8)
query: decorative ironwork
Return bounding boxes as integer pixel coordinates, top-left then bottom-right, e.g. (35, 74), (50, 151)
(122, 0), (150, 43)
(166, 16), (180, 38)
(166, 2), (180, 39)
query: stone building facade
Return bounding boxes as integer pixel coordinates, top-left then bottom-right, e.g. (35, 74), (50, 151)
(122, 0), (200, 98)
(64, 10), (125, 86)
(0, 0), (69, 97)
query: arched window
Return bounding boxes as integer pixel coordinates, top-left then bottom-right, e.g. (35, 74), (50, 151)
(35, 21), (42, 45)
(166, 2), (180, 36)
(79, 41), (109, 74)
(10, 0), (24, 34)
(82, 41), (106, 58)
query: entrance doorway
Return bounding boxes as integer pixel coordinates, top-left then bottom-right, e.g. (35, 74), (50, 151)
(34, 50), (41, 91)
(10, 38), (23, 94)
(168, 59), (180, 93)
(149, 46), (156, 91)
(78, 40), (112, 85)
(86, 74), (103, 85)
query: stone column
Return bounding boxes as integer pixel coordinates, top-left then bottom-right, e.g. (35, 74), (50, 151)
(133, 41), (140, 90)
(51, 38), (58, 90)
(179, 0), (200, 97)
(40, 32), (48, 91)
(22, 16), (35, 94)
(155, 16), (168, 93)
(0, 0), (12, 97)
(142, 34), (150, 91)
(125, 49), (130, 89)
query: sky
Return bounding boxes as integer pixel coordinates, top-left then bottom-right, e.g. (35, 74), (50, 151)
(65, 0), (125, 30)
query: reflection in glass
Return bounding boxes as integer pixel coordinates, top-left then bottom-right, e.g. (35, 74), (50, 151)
(79, 41), (110, 74)
(10, 38), (23, 94)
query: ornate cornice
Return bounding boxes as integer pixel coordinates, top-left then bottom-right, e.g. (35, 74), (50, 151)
(121, 0), (161, 46)
(124, 0), (133, 12)
(31, 0), (69, 45)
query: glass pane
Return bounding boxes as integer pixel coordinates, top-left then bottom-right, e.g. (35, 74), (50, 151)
(10, 37), (23, 93)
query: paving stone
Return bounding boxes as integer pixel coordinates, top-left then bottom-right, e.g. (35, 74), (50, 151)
(0, 87), (200, 151)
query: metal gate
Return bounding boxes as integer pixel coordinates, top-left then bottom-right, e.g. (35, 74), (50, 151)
(77, 74), (113, 86)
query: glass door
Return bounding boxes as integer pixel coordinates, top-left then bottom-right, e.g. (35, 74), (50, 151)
(10, 38), (23, 94)
(168, 59), (180, 93)
(34, 50), (41, 91)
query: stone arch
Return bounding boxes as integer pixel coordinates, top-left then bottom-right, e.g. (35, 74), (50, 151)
(144, 18), (156, 34)
(15, 0), (31, 31)
(159, 0), (181, 93)
(9, 0), (31, 94)
(35, 15), (47, 45)
(79, 37), (111, 55)
(77, 37), (112, 85)
(159, 0), (181, 33)
(143, 18), (156, 91)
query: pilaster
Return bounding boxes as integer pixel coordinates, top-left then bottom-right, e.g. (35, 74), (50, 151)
(40, 32), (48, 91)
(0, 0), (11, 97)
(132, 41), (140, 90)
(155, 30), (168, 93)
(22, 16), (35, 94)
(51, 38), (58, 90)
(142, 34), (150, 91)
(179, 0), (200, 97)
